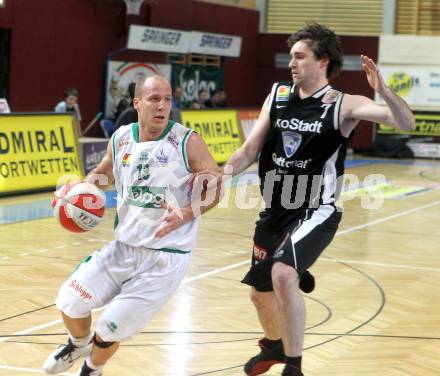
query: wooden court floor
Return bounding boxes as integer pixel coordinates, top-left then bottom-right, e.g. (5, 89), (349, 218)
(0, 157), (439, 375)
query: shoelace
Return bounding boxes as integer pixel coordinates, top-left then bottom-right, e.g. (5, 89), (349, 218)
(79, 362), (99, 376)
(54, 340), (77, 361)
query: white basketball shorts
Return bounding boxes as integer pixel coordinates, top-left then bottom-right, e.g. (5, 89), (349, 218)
(55, 240), (191, 342)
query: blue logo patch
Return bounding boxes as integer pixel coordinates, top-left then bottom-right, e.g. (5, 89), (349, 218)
(282, 131), (302, 158)
(156, 149), (168, 164)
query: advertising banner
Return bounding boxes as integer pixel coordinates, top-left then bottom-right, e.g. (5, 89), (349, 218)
(80, 138), (108, 175)
(105, 61), (171, 119)
(0, 114), (83, 194)
(127, 26), (242, 58)
(128, 25), (192, 54)
(190, 31), (241, 57)
(171, 65), (223, 108)
(180, 110), (242, 164)
(377, 112), (440, 136)
(0, 99), (10, 113)
(377, 66), (440, 107)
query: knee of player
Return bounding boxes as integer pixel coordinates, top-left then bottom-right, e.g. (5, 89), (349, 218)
(93, 332), (117, 348)
(249, 288), (270, 308)
(271, 263), (298, 291)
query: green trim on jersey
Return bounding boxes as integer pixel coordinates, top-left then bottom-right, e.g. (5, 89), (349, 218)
(114, 212), (119, 229)
(157, 247), (191, 254)
(157, 120), (175, 140)
(132, 122), (139, 143)
(111, 132), (116, 164)
(131, 121), (175, 143)
(181, 129), (192, 172)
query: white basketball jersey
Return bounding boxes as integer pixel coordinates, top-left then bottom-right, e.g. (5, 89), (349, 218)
(111, 121), (199, 253)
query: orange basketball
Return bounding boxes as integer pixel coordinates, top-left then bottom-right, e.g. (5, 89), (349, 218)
(52, 182), (106, 233)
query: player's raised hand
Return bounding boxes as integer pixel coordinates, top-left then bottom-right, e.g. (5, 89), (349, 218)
(361, 55), (387, 95)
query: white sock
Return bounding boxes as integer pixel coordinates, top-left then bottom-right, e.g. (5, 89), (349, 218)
(68, 331), (93, 348)
(85, 356), (103, 371)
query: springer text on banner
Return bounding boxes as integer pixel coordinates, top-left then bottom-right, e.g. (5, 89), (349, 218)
(180, 109), (242, 164)
(0, 114), (83, 194)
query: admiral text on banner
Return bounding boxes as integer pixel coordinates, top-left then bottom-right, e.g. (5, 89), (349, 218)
(0, 114), (83, 194)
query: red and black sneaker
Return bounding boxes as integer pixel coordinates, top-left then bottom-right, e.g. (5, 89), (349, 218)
(244, 338), (285, 376)
(282, 364), (304, 376)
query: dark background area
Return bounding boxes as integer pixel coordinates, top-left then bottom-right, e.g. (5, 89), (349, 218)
(0, 0), (376, 148)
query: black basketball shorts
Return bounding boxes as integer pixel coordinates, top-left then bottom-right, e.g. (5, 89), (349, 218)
(242, 204), (342, 292)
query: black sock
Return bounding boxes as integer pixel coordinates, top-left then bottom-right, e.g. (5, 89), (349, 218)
(262, 337), (282, 348)
(285, 355), (302, 370)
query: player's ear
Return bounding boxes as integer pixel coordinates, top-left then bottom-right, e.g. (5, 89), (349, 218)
(320, 56), (329, 69)
(133, 97), (140, 109)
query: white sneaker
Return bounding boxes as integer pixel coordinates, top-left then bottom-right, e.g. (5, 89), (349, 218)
(77, 361), (103, 376)
(43, 338), (92, 374)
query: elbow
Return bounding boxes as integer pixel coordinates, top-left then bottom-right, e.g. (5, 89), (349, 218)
(402, 117), (416, 131)
(394, 115), (416, 132)
(409, 116), (416, 131)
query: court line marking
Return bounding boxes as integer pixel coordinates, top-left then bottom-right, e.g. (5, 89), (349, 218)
(0, 364), (74, 375)
(0, 199), (439, 376)
(321, 257), (440, 273)
(335, 200), (440, 236)
(2, 199), (439, 345)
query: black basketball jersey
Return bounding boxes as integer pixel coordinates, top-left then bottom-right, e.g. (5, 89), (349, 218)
(258, 81), (348, 211)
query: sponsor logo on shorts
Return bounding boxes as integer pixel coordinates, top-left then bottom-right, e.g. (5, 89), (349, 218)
(253, 244), (268, 262)
(274, 248), (284, 258)
(68, 279), (93, 303)
(106, 321), (118, 333)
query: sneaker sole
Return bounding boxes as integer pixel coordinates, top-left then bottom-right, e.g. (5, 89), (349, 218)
(245, 360), (284, 376)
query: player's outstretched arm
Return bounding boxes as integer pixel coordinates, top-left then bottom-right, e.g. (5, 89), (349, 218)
(224, 96), (271, 177)
(84, 139), (115, 190)
(341, 56), (415, 136)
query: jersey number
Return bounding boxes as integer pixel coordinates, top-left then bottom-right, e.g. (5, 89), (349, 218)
(136, 163), (150, 181)
(320, 104), (332, 119)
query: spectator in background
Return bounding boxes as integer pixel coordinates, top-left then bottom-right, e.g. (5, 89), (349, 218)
(114, 82), (137, 129)
(114, 82), (136, 121)
(190, 89), (208, 109)
(172, 86), (184, 110)
(218, 89), (227, 108)
(205, 89), (222, 108)
(55, 88), (82, 136)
